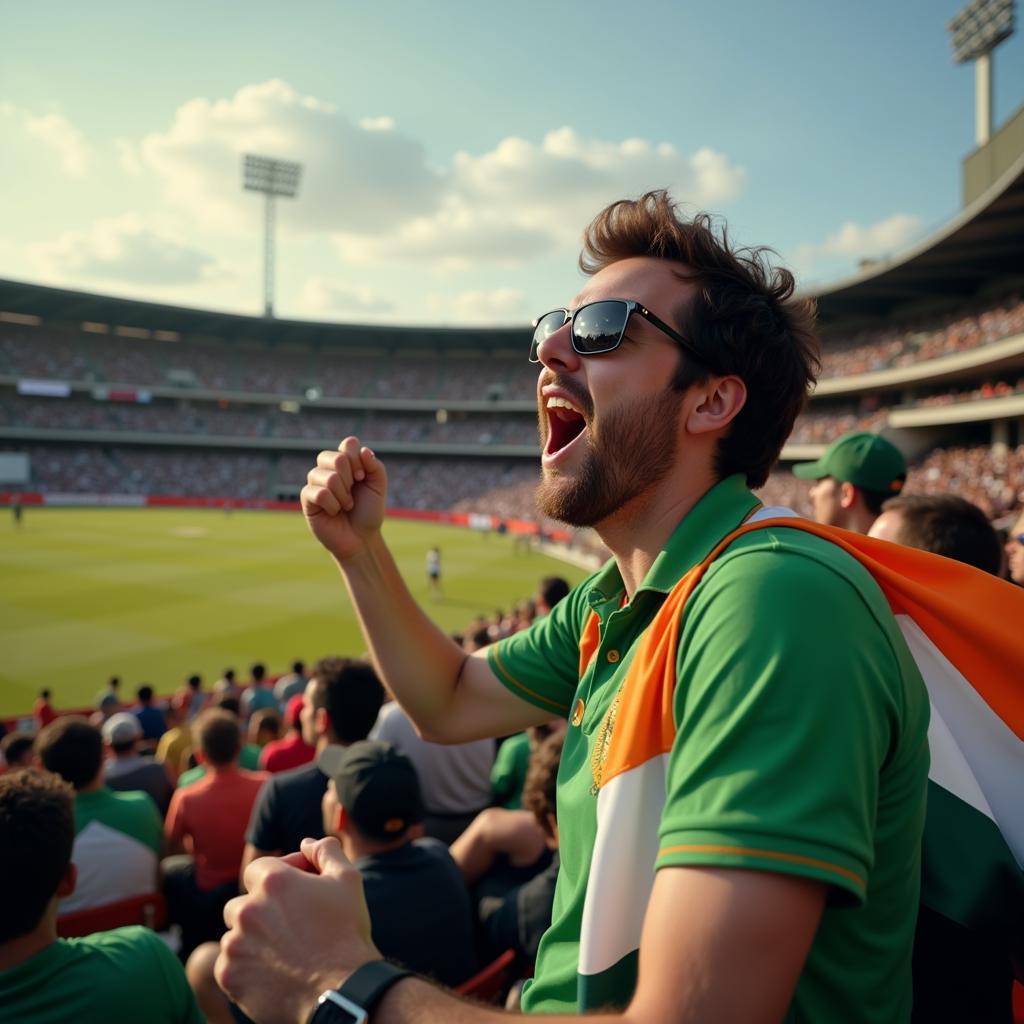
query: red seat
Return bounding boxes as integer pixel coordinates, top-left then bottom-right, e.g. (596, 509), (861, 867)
(456, 949), (517, 1002)
(1012, 980), (1024, 1024)
(57, 892), (167, 938)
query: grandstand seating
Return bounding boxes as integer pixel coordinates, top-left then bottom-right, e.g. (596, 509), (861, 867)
(57, 891), (168, 938)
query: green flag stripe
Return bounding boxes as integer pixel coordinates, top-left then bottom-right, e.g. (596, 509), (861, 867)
(923, 781), (1024, 933)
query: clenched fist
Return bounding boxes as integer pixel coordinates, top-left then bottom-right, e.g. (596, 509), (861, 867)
(301, 437), (387, 561)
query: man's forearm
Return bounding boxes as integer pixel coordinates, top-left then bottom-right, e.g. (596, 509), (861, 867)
(336, 532), (467, 735)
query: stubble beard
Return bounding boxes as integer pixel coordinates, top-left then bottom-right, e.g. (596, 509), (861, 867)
(535, 388), (682, 528)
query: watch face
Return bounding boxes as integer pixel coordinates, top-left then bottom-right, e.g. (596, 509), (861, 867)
(315, 990), (368, 1024)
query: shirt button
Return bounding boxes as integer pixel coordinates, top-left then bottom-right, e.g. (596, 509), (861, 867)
(607, 650), (620, 663)
(571, 699), (585, 726)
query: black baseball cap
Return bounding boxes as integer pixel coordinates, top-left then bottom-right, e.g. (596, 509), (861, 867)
(317, 740), (423, 841)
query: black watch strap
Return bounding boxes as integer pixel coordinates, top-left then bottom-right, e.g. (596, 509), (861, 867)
(308, 961), (414, 1024)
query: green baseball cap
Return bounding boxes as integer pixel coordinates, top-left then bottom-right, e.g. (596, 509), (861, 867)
(792, 432), (906, 493)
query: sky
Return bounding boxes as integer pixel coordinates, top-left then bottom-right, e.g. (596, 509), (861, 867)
(2, 0), (1023, 327)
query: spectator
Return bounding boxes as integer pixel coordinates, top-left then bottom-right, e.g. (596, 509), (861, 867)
(36, 717), (161, 914)
(212, 668), (238, 699)
(33, 688), (57, 730)
(1, 731), (35, 773)
(163, 710), (268, 959)
(536, 576), (570, 616)
(273, 660), (308, 704)
(318, 740), (475, 986)
(869, 494), (1004, 576)
(183, 674), (206, 720)
(247, 707), (281, 749)
(0, 769), (203, 1024)
(133, 684), (167, 746)
(792, 431), (907, 533)
(102, 713), (173, 816)
(1003, 509), (1024, 586)
(174, 698), (262, 789)
(240, 663), (277, 718)
(371, 701), (494, 845)
(155, 696), (192, 785)
(89, 692), (120, 729)
(258, 695), (315, 773)
(240, 657), (384, 879)
(478, 730), (564, 969)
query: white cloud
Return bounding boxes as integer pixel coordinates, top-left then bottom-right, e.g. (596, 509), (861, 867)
(335, 126), (746, 267)
(793, 212), (924, 277)
(358, 116), (395, 132)
(29, 213), (219, 286)
(424, 287), (530, 325)
(138, 79), (444, 234)
(0, 104), (91, 177)
(115, 139), (142, 176)
(299, 277), (394, 316)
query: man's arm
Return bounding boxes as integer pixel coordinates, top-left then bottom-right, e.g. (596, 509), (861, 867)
(302, 438), (552, 743)
(216, 838), (824, 1024)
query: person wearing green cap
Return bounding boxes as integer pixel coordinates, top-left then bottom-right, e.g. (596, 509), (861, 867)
(792, 431), (907, 534)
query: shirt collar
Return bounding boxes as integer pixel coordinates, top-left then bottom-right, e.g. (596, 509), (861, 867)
(588, 474), (761, 603)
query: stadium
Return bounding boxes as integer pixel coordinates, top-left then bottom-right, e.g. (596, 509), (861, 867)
(3, 3), (1024, 1021)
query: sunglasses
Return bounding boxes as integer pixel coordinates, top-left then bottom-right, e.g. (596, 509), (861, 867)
(529, 299), (707, 365)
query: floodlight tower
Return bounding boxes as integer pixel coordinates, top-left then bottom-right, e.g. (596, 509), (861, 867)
(949, 0), (1016, 147)
(242, 154), (303, 318)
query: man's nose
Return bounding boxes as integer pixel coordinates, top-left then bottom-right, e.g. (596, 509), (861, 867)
(535, 319), (580, 374)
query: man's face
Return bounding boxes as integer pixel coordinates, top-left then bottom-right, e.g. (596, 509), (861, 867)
(533, 257), (697, 528)
(808, 476), (845, 526)
(300, 678), (319, 747)
(867, 508), (904, 545)
(1004, 514), (1024, 584)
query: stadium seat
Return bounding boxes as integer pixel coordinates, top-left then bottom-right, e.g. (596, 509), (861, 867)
(456, 949), (517, 1002)
(1013, 980), (1024, 1024)
(57, 891), (167, 938)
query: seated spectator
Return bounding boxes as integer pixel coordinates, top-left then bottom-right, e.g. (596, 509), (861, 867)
(175, 698), (261, 789)
(0, 769), (203, 1024)
(240, 663), (277, 718)
(273, 659), (308, 704)
(102, 713), (173, 816)
(259, 695), (315, 773)
(133, 684), (167, 747)
(212, 668), (238, 699)
(1006, 508), (1024, 586)
(477, 730), (564, 969)
(318, 740), (475, 986)
(1, 731), (35, 773)
(869, 494), (1004, 576)
(183, 674), (206, 720)
(33, 688), (57, 730)
(241, 657), (384, 879)
(163, 709), (268, 959)
(155, 695), (192, 784)
(247, 706), (281, 750)
(491, 731), (531, 809)
(89, 692), (120, 729)
(372, 700), (494, 844)
(36, 717), (161, 915)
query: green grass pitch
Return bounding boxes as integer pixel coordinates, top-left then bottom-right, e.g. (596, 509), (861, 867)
(0, 508), (591, 719)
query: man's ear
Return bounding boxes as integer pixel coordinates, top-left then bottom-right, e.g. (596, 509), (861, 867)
(684, 376), (747, 436)
(335, 805), (348, 835)
(839, 482), (859, 510)
(56, 862), (77, 899)
(315, 707), (330, 739)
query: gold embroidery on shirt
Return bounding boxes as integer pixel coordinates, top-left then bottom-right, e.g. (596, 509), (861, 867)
(590, 687), (623, 795)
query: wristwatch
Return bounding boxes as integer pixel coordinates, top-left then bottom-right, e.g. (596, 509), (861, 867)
(307, 961), (414, 1024)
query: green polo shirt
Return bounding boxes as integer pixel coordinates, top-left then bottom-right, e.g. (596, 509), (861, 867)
(488, 474), (929, 1021)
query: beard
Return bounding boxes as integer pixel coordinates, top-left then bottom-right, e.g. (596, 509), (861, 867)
(535, 385), (682, 528)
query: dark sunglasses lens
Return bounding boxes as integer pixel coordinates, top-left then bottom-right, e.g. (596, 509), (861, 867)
(573, 301), (628, 354)
(530, 310), (568, 360)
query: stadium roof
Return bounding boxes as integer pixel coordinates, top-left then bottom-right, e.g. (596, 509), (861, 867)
(811, 147), (1024, 327)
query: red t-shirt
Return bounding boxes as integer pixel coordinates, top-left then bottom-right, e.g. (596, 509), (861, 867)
(164, 766), (268, 890)
(34, 699), (57, 728)
(259, 732), (315, 774)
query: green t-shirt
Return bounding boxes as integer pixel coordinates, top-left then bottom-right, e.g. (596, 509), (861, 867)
(488, 475), (929, 1021)
(491, 732), (531, 809)
(177, 743), (262, 788)
(0, 927), (204, 1024)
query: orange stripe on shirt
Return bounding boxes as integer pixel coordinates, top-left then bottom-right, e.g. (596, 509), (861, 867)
(658, 842), (866, 890)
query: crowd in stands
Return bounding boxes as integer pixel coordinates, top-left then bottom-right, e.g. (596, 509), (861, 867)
(4, 291), (1024, 409)
(902, 376), (1024, 409)
(0, 574), (574, 1020)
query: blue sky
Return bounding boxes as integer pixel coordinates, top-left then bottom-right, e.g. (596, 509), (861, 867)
(2, 0), (1022, 325)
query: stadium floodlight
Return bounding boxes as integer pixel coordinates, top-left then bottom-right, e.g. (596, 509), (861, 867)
(948, 0), (1016, 146)
(242, 154), (303, 318)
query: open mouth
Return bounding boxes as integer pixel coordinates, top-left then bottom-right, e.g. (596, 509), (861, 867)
(544, 395), (588, 459)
